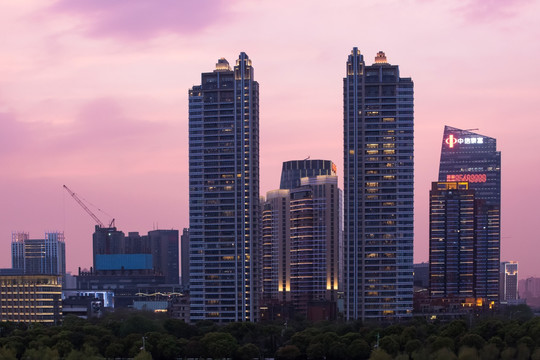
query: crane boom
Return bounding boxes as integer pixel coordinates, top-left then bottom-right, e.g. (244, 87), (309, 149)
(63, 185), (105, 227)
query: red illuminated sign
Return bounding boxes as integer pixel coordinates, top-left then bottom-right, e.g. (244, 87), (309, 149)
(446, 134), (457, 148)
(446, 174), (487, 183)
(331, 163), (337, 174)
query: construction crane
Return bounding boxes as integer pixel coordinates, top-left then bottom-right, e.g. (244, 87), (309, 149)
(63, 185), (115, 228)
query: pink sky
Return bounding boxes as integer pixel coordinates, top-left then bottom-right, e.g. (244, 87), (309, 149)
(1, 0), (539, 278)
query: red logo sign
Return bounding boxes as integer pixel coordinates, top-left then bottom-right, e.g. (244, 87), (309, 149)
(445, 134), (457, 148)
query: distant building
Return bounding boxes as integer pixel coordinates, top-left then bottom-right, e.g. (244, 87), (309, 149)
(0, 272), (62, 323)
(62, 295), (103, 319)
(11, 231), (66, 285)
(180, 228), (189, 289)
(149, 229), (180, 285)
(414, 263), (429, 289)
(91, 226), (179, 284)
(169, 294), (190, 323)
(500, 261), (518, 303)
(77, 226), (180, 302)
(519, 277), (540, 308)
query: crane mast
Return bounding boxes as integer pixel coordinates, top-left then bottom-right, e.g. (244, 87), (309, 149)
(63, 185), (111, 228)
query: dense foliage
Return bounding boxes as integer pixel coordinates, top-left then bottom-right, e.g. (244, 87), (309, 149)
(0, 305), (538, 359)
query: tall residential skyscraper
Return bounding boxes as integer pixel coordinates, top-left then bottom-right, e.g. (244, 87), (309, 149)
(11, 232), (66, 280)
(343, 48), (414, 321)
(438, 126), (501, 304)
(188, 53), (260, 322)
(262, 189), (291, 303)
(262, 173), (341, 319)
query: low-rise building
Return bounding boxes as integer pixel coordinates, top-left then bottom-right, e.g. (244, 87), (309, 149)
(0, 272), (62, 324)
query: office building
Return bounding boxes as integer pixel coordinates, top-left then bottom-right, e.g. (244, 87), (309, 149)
(429, 182), (475, 299)
(500, 261), (518, 303)
(280, 159), (337, 190)
(11, 232), (66, 281)
(438, 126), (501, 304)
(262, 189), (291, 304)
(188, 53), (260, 322)
(0, 271), (62, 324)
(343, 48), (414, 320)
(181, 228), (190, 289)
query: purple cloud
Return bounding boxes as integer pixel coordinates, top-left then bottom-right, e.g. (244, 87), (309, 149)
(48, 0), (234, 40)
(457, 0), (532, 22)
(0, 98), (183, 172)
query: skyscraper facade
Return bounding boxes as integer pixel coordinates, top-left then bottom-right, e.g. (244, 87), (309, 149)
(289, 176), (340, 315)
(429, 181), (475, 299)
(500, 261), (518, 303)
(262, 189), (291, 303)
(181, 228), (190, 289)
(11, 232), (66, 280)
(343, 48), (414, 321)
(149, 229), (180, 285)
(438, 126), (501, 304)
(262, 174), (341, 319)
(280, 159), (337, 190)
(188, 53), (260, 322)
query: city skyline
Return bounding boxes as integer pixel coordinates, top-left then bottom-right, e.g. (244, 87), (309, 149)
(1, 1), (539, 278)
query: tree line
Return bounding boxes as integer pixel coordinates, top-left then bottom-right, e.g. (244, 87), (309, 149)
(0, 304), (538, 360)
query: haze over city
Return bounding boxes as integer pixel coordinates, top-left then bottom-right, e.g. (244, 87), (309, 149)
(1, 0), (539, 278)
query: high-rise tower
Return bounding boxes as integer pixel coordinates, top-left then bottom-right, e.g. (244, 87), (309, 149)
(438, 126), (501, 304)
(188, 53), (260, 322)
(11, 231), (66, 279)
(262, 173), (341, 320)
(343, 48), (414, 321)
(500, 261), (518, 303)
(429, 181), (475, 299)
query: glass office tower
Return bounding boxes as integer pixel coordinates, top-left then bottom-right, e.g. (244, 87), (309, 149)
(438, 126), (501, 304)
(429, 181), (476, 299)
(343, 48), (414, 321)
(188, 54), (260, 322)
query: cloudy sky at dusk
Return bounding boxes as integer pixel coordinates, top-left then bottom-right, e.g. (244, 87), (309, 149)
(1, 0), (539, 277)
